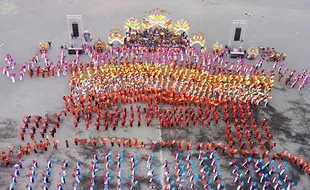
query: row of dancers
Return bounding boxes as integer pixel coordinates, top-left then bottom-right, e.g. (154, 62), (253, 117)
(7, 150), (296, 190)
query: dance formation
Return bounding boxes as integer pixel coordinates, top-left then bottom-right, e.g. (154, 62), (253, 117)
(1, 13), (310, 190)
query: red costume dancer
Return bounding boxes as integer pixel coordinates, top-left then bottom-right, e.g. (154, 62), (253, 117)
(150, 141), (157, 150)
(74, 137), (79, 146)
(65, 140), (69, 148)
(186, 141), (191, 151)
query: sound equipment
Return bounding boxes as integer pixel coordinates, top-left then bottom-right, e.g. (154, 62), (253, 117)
(228, 20), (247, 49)
(230, 51), (245, 58)
(68, 48), (84, 55)
(72, 23), (79, 37)
(234, 28), (242, 41)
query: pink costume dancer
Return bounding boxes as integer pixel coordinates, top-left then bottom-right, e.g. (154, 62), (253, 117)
(298, 75), (309, 91)
(6, 66), (10, 77)
(19, 70), (24, 81)
(10, 73), (16, 83)
(45, 55), (49, 67)
(5, 53), (10, 62)
(10, 61), (16, 70)
(63, 64), (68, 76)
(56, 65), (61, 77)
(59, 51), (64, 65)
(3, 65), (9, 75)
(35, 53), (39, 63)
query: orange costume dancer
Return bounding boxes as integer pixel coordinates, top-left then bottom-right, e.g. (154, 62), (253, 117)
(17, 149), (23, 159)
(277, 71), (284, 82)
(82, 139), (89, 145)
(43, 141), (48, 151)
(220, 145), (228, 154)
(133, 138), (139, 147)
(29, 132), (35, 141)
(26, 143), (31, 155)
(33, 141), (39, 153)
(128, 139), (133, 148)
(110, 137), (116, 147)
(161, 141), (166, 149)
(168, 140), (175, 150)
(53, 140), (58, 150)
(196, 142), (202, 151)
(4, 156), (10, 166)
(241, 149), (249, 157)
(100, 137), (107, 146)
(228, 148), (238, 157)
(92, 138), (98, 147)
(19, 131), (25, 141)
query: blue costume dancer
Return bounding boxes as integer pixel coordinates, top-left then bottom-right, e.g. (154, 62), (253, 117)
(47, 158), (53, 169)
(57, 184), (64, 190)
(26, 183), (32, 190)
(72, 182), (78, 190)
(42, 184), (49, 190)
(63, 159), (69, 168)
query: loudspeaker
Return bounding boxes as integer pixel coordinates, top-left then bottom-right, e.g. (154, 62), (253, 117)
(234, 28), (242, 41)
(68, 48), (84, 55)
(72, 23), (79, 37)
(230, 52), (245, 58)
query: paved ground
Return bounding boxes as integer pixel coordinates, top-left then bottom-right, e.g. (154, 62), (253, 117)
(0, 0), (310, 189)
